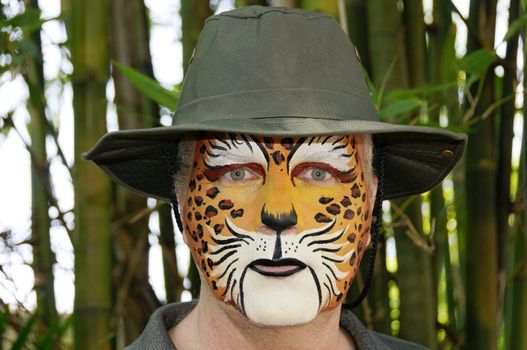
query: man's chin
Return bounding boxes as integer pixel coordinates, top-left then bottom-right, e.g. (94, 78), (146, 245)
(240, 268), (321, 326)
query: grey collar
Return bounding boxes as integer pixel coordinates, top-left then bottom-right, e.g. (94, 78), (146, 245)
(125, 301), (426, 349)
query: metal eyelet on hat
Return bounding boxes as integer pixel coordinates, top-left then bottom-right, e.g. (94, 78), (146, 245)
(441, 149), (455, 160)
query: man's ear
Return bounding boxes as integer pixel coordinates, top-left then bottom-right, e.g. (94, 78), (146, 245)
(366, 175), (379, 247)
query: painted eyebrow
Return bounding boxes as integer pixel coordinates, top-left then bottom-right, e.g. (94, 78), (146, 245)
(203, 134), (270, 170)
(286, 136), (355, 174)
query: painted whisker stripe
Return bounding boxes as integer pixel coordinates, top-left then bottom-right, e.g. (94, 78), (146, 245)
(210, 244), (242, 255)
(286, 137), (307, 174)
(299, 220), (336, 244)
(216, 258), (239, 279)
(308, 266), (322, 309)
(322, 255), (344, 263)
(212, 249), (238, 266)
(307, 229), (345, 246)
(206, 150), (220, 158)
(230, 279), (237, 301)
(322, 261), (340, 281)
(321, 135), (332, 144)
(331, 136), (346, 145)
(211, 236), (246, 246)
(323, 283), (332, 308)
(222, 268), (237, 297)
(240, 134), (253, 152)
(313, 246), (341, 253)
(326, 274), (339, 297)
(249, 135), (270, 170)
(332, 144), (347, 151)
(225, 219), (255, 241)
(208, 140), (227, 151)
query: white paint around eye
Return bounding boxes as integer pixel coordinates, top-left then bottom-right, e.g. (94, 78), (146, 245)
(204, 136), (268, 169)
(287, 136), (354, 174)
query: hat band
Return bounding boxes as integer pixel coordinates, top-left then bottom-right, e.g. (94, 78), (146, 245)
(173, 88), (379, 125)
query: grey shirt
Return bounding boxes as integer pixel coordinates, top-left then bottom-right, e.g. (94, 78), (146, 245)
(126, 301), (427, 350)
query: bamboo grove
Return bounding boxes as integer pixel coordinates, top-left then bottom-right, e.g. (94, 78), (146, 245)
(0, 0), (526, 349)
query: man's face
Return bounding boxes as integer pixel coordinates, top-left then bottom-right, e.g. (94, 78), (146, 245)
(182, 133), (373, 326)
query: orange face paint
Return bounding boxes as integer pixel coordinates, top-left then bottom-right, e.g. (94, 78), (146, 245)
(182, 133), (373, 326)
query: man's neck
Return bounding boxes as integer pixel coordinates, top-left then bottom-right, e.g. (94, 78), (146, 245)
(169, 285), (355, 350)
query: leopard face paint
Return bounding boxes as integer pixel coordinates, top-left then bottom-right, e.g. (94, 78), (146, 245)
(182, 134), (373, 326)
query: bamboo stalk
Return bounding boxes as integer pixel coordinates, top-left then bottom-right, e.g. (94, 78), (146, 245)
(108, 0), (162, 343)
(70, 0), (113, 348)
(505, 40), (527, 347)
(23, 0), (58, 331)
(464, 1), (499, 348)
(496, 0), (520, 329)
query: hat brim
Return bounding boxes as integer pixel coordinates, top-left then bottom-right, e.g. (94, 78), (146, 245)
(83, 117), (467, 201)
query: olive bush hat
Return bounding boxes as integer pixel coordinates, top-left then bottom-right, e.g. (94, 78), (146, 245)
(84, 6), (467, 201)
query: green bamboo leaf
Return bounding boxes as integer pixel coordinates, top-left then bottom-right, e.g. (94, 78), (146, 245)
(459, 48), (497, 75)
(503, 15), (527, 42)
(111, 60), (178, 110)
(0, 8), (40, 28)
(11, 312), (38, 350)
(0, 304), (9, 338)
(386, 81), (458, 100)
(36, 315), (73, 349)
(379, 98), (422, 118)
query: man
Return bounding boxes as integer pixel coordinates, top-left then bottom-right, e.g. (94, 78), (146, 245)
(85, 6), (466, 349)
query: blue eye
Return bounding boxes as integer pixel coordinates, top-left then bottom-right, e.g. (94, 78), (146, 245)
(311, 168), (327, 181)
(230, 169), (246, 180)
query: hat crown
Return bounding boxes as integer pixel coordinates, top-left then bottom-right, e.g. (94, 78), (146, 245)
(174, 6), (378, 125)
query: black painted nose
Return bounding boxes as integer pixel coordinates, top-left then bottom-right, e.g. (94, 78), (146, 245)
(261, 205), (298, 233)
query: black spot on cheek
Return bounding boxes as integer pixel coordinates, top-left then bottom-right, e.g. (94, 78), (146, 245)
(357, 207), (362, 216)
(230, 209), (244, 218)
(326, 204), (341, 215)
(344, 209), (355, 220)
(189, 179), (196, 191)
(271, 151), (285, 165)
(214, 224), (225, 234)
(187, 197), (192, 206)
(263, 137), (274, 150)
(340, 196), (351, 207)
(211, 280), (218, 290)
(337, 293), (343, 302)
(315, 213), (332, 223)
(206, 187), (220, 199)
(197, 224), (204, 238)
(201, 259), (207, 271)
(190, 230), (198, 242)
(197, 173), (204, 180)
(194, 196), (203, 206)
(362, 193), (366, 202)
(319, 197), (334, 205)
(201, 240), (208, 253)
(358, 241), (364, 254)
(349, 252), (357, 266)
(194, 212), (202, 221)
(347, 233), (356, 243)
(218, 199), (234, 210)
(205, 205), (218, 218)
(199, 144), (206, 154)
(280, 137), (294, 150)
(187, 212), (192, 221)
(207, 258), (214, 269)
(351, 184), (361, 198)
